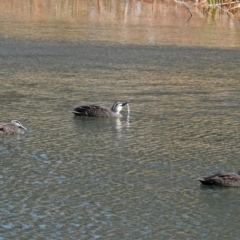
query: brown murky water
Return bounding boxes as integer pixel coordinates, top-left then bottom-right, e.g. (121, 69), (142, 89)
(1, 1), (240, 239)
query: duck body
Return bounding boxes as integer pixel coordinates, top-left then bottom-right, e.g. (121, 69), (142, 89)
(199, 171), (240, 187)
(0, 120), (27, 134)
(72, 102), (128, 117)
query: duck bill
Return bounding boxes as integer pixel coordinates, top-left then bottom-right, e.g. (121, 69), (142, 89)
(21, 126), (27, 131)
(121, 102), (129, 106)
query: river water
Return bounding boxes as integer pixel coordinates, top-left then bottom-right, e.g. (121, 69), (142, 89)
(1, 1), (240, 239)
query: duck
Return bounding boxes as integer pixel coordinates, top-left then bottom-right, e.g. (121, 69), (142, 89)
(198, 170), (240, 187)
(0, 120), (27, 134)
(72, 102), (129, 117)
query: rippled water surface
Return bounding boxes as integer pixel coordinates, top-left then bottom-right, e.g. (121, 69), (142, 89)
(1, 1), (240, 239)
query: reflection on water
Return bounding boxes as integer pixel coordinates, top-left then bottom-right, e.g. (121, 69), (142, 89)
(71, 115), (129, 135)
(1, 0), (240, 47)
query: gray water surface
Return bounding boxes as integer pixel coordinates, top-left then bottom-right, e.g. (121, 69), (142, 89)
(1, 40), (240, 239)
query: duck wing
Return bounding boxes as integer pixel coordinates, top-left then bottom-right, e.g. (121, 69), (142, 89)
(72, 105), (111, 117)
(0, 123), (18, 134)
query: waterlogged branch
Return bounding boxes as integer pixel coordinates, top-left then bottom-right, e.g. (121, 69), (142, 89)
(175, 0), (193, 17)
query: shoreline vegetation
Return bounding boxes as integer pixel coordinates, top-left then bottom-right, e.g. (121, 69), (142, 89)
(176, 0), (240, 19)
